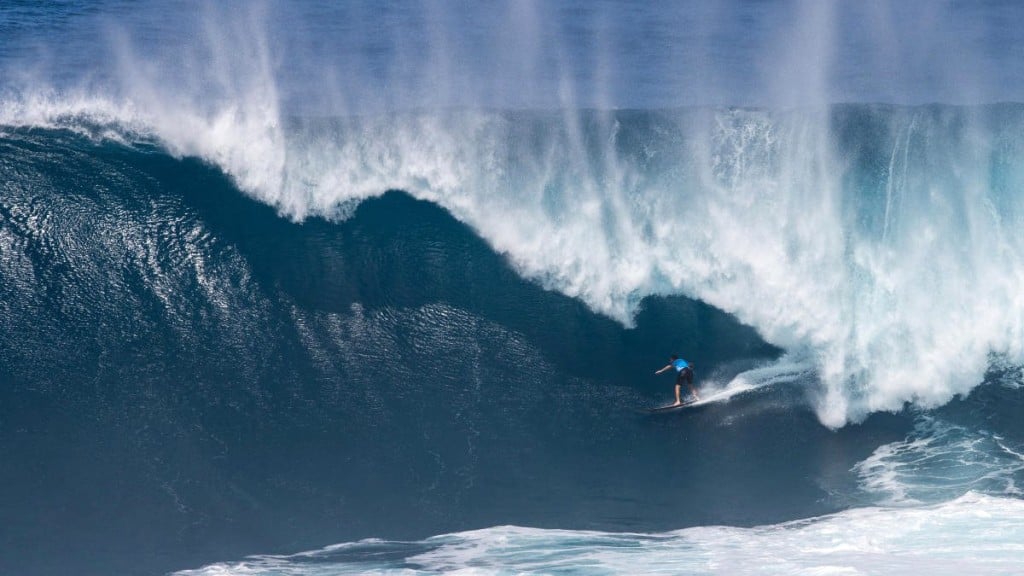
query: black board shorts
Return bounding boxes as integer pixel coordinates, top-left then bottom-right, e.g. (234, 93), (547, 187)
(676, 367), (693, 386)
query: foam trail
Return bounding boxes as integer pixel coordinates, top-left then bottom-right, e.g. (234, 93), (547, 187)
(691, 353), (817, 407)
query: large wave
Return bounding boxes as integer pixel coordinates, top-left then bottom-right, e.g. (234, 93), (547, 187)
(4, 2), (1024, 430)
(6, 91), (1024, 427)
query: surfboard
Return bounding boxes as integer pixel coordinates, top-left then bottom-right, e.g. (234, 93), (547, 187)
(647, 399), (699, 413)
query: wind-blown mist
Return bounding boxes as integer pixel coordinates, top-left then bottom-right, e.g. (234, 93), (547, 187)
(3, 1), (1024, 429)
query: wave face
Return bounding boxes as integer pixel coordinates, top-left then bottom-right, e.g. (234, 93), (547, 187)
(3, 2), (1024, 575)
(2, 116), (1023, 576)
(0, 127), (800, 575)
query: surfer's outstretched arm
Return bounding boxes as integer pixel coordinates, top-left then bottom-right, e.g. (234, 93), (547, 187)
(654, 364), (672, 375)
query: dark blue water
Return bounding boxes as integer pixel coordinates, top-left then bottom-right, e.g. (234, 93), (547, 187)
(2, 3), (1024, 576)
(0, 128), (828, 572)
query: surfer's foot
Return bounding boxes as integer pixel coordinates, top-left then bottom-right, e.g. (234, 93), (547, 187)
(672, 401), (682, 407)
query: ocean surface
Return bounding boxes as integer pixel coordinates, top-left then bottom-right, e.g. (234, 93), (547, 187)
(2, 2), (1024, 575)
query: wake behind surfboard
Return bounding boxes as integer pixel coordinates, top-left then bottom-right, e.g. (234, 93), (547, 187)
(643, 358), (808, 414)
(645, 376), (769, 413)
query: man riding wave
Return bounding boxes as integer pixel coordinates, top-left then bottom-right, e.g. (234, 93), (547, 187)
(655, 355), (699, 406)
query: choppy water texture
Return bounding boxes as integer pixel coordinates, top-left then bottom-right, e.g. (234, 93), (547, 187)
(2, 2), (1024, 575)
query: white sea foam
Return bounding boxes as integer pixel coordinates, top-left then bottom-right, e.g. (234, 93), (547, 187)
(854, 415), (1024, 506)
(172, 492), (1024, 576)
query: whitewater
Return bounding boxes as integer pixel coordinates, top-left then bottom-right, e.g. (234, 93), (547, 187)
(172, 494), (1024, 576)
(2, 2), (1024, 575)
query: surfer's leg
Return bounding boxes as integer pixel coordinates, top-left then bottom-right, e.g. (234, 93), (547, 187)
(674, 383), (682, 405)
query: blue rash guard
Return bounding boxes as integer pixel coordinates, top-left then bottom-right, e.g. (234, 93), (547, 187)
(672, 359), (693, 386)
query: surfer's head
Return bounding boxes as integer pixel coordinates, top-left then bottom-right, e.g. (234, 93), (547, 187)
(670, 354), (678, 361)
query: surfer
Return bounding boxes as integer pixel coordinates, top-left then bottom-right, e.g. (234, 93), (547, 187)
(655, 355), (699, 406)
